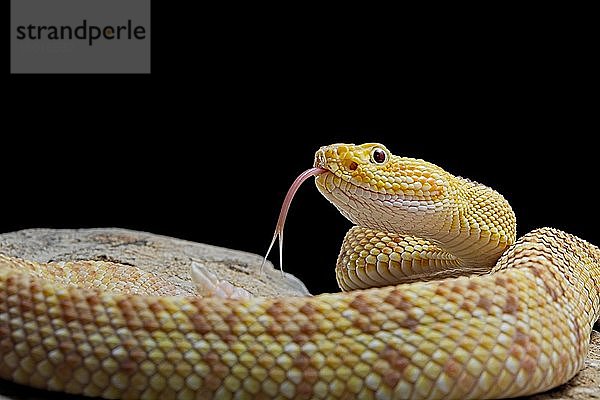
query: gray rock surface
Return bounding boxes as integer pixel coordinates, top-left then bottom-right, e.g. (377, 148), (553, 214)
(0, 228), (598, 400)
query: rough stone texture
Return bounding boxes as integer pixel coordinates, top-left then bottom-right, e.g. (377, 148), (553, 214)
(0, 228), (598, 400)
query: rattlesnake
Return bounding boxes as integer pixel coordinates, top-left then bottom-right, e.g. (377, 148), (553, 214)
(1, 142), (598, 399)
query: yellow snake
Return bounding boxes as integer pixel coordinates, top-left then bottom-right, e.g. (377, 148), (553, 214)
(1, 142), (599, 399)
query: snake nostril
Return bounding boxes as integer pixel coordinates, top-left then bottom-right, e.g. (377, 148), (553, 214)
(348, 161), (358, 171)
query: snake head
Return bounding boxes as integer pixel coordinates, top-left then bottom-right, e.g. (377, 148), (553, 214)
(314, 143), (454, 235)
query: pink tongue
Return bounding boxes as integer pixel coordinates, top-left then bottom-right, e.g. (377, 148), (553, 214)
(261, 167), (327, 276)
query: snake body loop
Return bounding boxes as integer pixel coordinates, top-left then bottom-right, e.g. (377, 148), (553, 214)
(1, 142), (599, 399)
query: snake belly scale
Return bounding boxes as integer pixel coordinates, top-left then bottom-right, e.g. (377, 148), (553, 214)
(1, 142), (599, 399)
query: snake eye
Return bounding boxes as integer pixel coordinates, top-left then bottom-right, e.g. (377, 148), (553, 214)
(371, 148), (386, 164)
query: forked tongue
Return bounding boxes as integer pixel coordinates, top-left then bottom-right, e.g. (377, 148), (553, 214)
(261, 167), (327, 277)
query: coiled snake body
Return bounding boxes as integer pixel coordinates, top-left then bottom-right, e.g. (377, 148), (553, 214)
(1, 142), (599, 399)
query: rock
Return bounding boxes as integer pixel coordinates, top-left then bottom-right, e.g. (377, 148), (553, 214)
(0, 228), (598, 400)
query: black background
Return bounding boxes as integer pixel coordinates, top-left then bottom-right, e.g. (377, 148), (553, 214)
(3, 4), (597, 295)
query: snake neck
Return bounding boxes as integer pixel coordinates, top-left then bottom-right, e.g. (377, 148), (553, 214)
(421, 177), (517, 272)
(322, 174), (518, 273)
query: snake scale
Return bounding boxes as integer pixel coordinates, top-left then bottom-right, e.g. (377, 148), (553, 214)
(1, 142), (599, 399)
